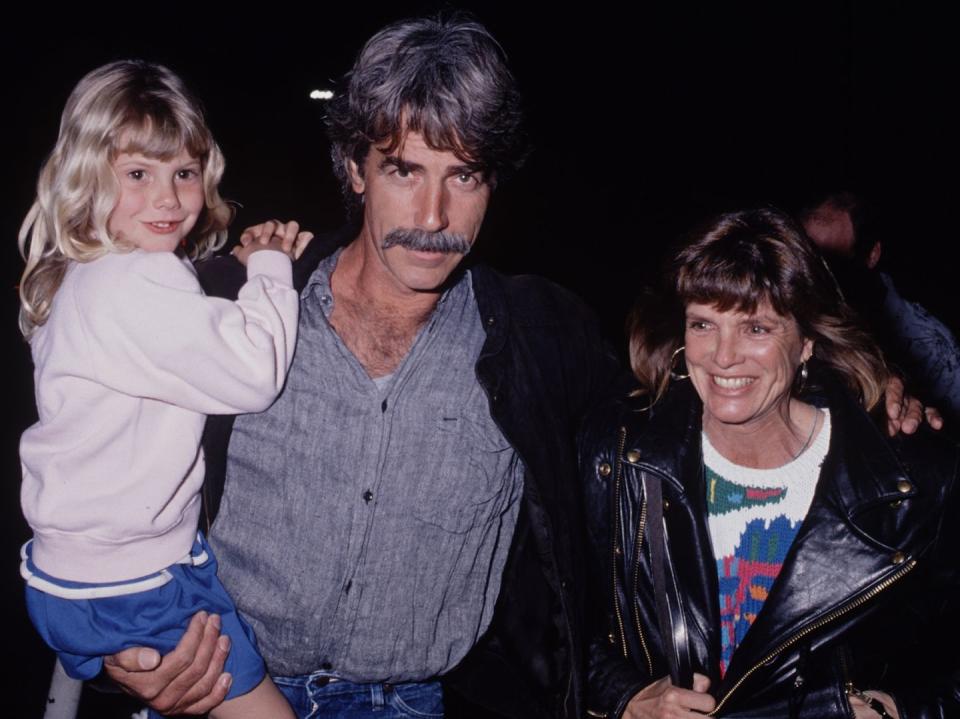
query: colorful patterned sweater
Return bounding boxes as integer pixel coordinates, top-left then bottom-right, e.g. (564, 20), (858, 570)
(703, 410), (831, 675)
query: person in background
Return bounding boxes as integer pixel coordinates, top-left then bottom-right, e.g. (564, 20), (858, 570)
(800, 192), (960, 425)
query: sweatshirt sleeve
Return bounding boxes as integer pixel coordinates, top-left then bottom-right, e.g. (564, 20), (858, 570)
(70, 249), (299, 414)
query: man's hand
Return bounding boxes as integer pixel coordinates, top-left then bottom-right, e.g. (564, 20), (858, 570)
(883, 375), (943, 436)
(232, 219), (314, 266)
(623, 673), (715, 718)
(102, 611), (231, 716)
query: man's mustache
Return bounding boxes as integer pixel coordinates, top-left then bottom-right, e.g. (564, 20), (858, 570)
(382, 228), (472, 254)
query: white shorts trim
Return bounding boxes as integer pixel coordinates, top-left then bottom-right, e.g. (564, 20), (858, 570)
(20, 534), (209, 600)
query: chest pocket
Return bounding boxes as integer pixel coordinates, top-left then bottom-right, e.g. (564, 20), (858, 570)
(408, 406), (516, 534)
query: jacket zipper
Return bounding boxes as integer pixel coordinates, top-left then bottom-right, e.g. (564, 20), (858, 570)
(838, 646), (856, 719)
(611, 426), (629, 659)
(630, 482), (654, 676)
(709, 558), (917, 716)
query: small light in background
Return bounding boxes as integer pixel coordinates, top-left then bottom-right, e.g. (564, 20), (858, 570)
(310, 89), (334, 101)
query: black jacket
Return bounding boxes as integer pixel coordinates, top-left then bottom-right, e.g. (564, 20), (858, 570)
(579, 367), (960, 718)
(197, 235), (621, 718)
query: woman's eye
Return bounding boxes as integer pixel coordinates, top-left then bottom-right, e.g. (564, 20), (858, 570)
(750, 324), (769, 334)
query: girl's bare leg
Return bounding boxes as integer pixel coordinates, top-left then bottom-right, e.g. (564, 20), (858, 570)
(209, 676), (295, 719)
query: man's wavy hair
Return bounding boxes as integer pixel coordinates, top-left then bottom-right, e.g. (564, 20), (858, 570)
(628, 207), (888, 409)
(18, 60), (232, 338)
(325, 13), (526, 212)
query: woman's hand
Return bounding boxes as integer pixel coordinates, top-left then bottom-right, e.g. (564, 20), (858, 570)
(623, 673), (716, 718)
(849, 690), (900, 718)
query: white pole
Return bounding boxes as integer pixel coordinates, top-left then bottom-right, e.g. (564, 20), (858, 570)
(42, 660), (82, 719)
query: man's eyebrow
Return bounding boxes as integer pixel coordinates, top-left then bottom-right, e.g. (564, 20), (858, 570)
(379, 156), (422, 173)
(447, 163), (483, 177)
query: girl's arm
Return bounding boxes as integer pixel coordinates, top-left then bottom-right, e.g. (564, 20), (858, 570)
(64, 247), (298, 414)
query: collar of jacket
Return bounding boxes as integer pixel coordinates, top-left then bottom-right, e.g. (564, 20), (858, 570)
(618, 363), (939, 703)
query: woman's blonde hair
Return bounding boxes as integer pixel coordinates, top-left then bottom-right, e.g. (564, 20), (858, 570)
(629, 208), (888, 410)
(18, 60), (232, 337)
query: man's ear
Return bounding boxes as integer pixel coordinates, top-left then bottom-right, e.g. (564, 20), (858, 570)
(866, 241), (882, 270)
(347, 158), (365, 194)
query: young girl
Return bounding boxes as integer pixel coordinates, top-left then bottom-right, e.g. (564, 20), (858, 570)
(18, 60), (301, 718)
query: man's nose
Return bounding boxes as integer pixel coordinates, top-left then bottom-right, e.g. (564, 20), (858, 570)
(414, 179), (449, 232)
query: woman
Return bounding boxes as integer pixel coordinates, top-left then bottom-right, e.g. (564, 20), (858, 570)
(581, 208), (959, 718)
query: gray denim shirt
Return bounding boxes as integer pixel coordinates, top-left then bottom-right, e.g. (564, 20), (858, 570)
(211, 250), (524, 681)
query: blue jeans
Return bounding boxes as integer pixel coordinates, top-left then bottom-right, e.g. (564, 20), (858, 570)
(273, 672), (444, 719)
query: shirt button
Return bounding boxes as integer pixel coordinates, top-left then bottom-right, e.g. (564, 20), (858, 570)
(362, 490), (374, 503)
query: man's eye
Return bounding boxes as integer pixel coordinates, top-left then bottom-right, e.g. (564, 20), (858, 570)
(687, 321), (708, 330)
(457, 173), (476, 184)
(392, 167), (411, 178)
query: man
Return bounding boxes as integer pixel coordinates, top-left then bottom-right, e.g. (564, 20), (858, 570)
(105, 15), (619, 718)
(800, 192), (960, 424)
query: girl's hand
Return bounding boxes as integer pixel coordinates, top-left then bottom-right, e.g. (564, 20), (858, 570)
(232, 219), (314, 265)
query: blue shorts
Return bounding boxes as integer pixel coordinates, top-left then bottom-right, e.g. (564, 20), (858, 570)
(22, 533), (265, 700)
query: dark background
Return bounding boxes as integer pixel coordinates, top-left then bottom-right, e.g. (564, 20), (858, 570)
(2, 3), (955, 716)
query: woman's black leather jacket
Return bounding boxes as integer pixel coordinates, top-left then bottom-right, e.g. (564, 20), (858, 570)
(579, 369), (960, 718)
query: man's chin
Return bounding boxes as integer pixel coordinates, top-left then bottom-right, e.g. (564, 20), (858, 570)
(395, 258), (467, 294)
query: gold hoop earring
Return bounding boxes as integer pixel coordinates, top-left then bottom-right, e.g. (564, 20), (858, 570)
(795, 360), (808, 394)
(669, 345), (689, 381)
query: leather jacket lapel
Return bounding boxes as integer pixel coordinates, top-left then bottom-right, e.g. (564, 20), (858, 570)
(628, 383), (723, 683)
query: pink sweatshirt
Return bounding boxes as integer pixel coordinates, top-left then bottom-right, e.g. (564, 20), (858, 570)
(20, 249), (298, 583)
